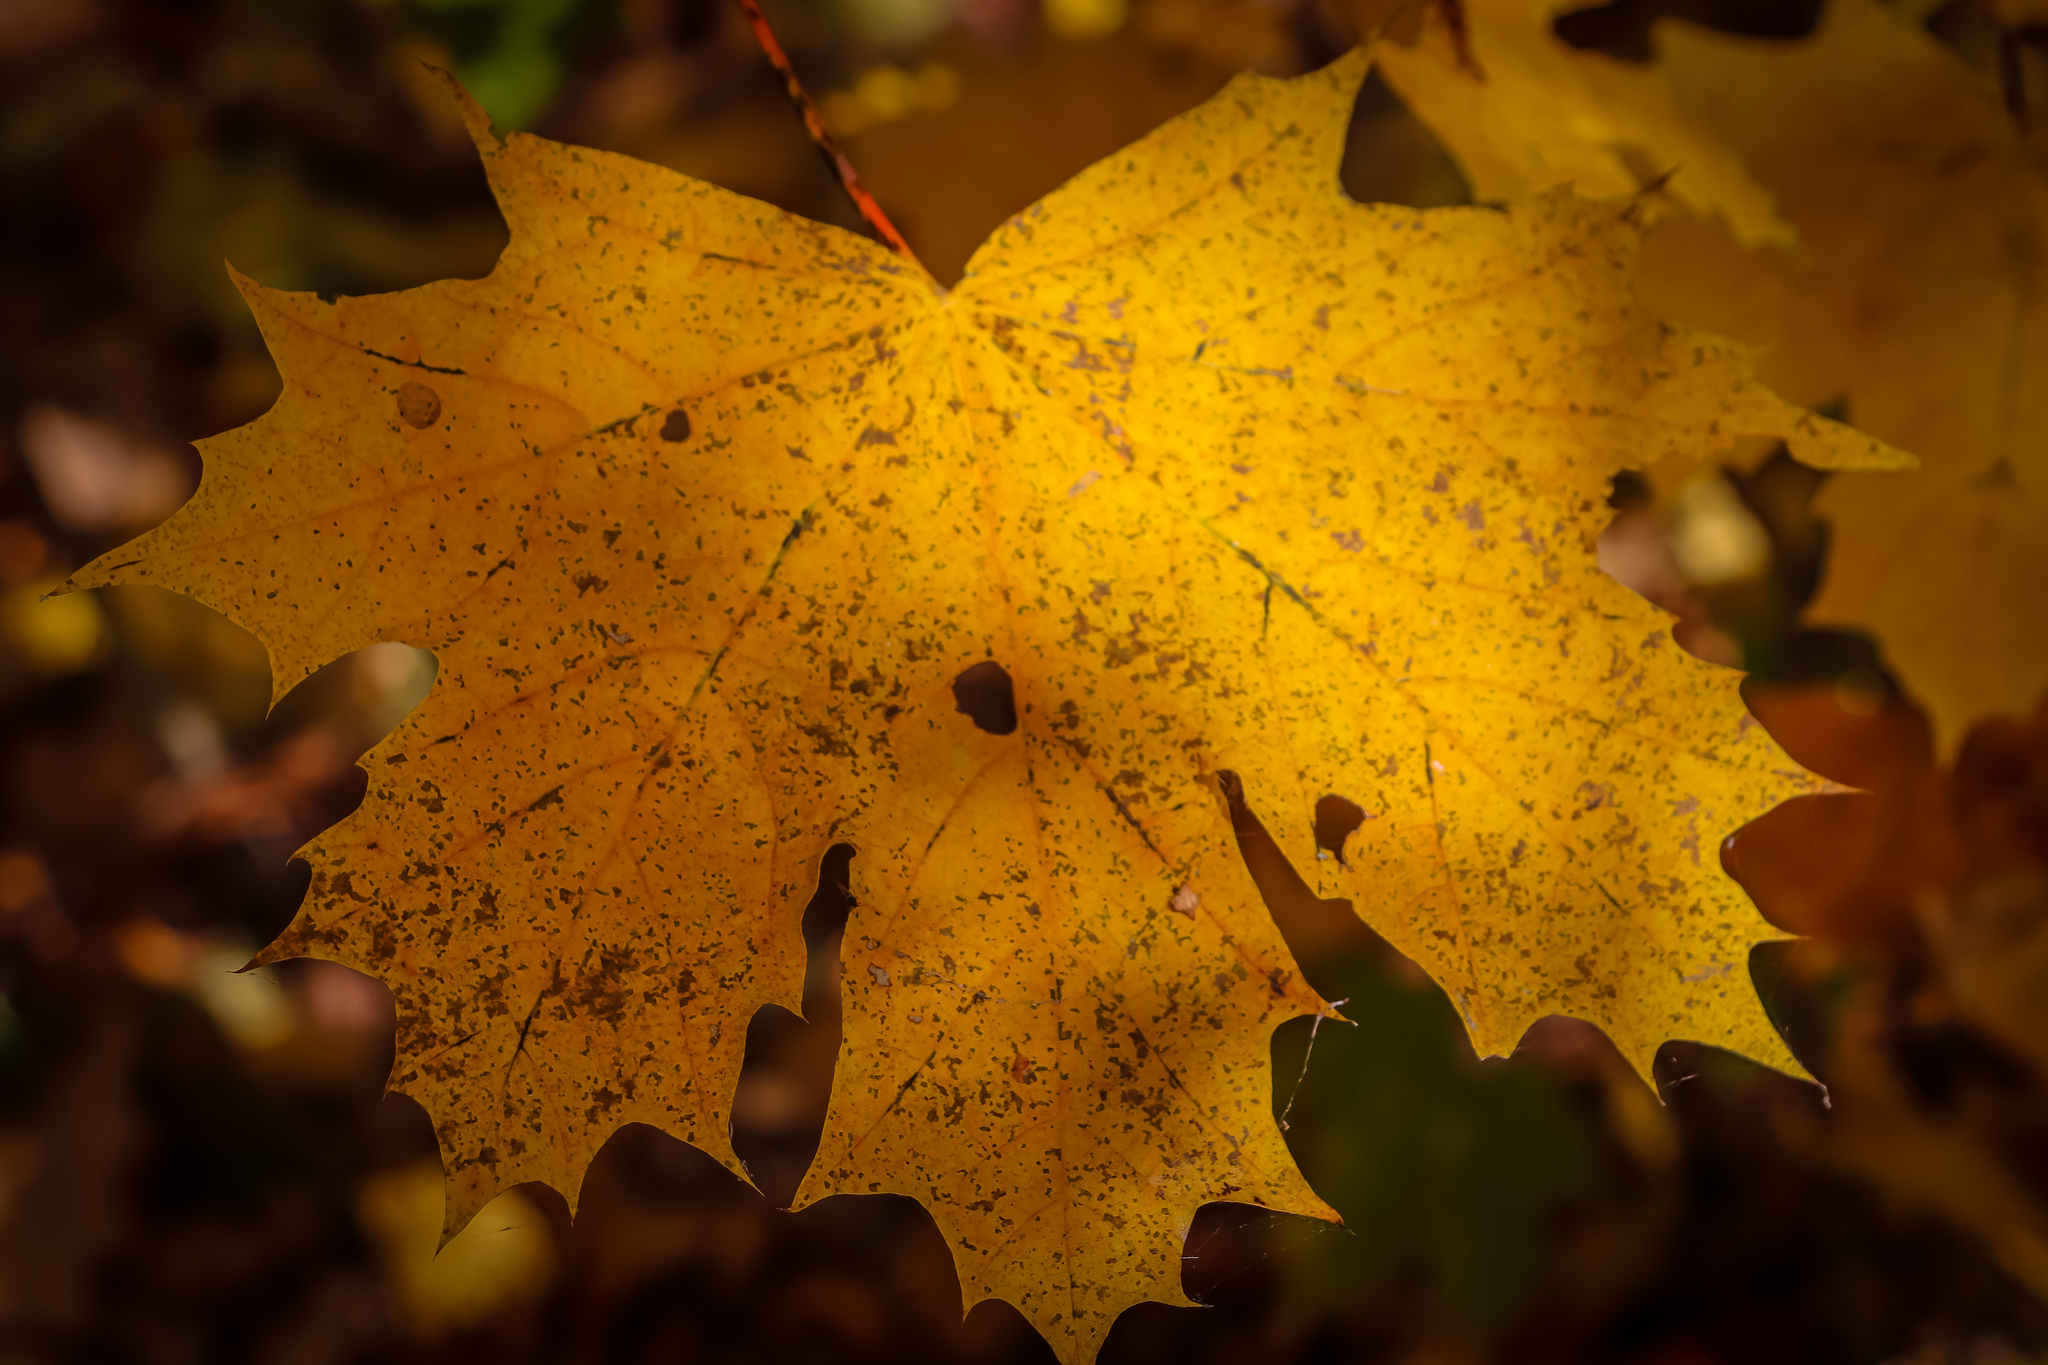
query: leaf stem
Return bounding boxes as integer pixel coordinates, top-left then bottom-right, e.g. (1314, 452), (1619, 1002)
(736, 0), (928, 271)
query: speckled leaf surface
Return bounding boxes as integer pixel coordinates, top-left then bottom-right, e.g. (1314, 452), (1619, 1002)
(75, 51), (1900, 1363)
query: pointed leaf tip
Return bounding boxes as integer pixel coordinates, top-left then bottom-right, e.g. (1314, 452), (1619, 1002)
(422, 63), (500, 152)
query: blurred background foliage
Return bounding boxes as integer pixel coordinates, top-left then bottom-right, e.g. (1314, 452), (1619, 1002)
(1, 0), (2047, 1361)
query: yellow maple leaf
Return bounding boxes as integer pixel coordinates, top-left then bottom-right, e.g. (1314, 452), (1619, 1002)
(72, 51), (1898, 1362)
(1384, 0), (2048, 749)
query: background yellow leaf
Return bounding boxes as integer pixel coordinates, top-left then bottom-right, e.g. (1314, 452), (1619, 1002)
(1637, 0), (2048, 752)
(1375, 0), (1793, 246)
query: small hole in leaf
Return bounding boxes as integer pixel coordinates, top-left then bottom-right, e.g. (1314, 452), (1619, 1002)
(659, 409), (691, 442)
(1313, 794), (1365, 867)
(952, 661), (1017, 736)
(1607, 468), (1650, 510)
(396, 382), (441, 429)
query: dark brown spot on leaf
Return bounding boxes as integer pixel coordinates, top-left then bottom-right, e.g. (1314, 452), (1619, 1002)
(660, 409), (691, 441)
(397, 382), (440, 428)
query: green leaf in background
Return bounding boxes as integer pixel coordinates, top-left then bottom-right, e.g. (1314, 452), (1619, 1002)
(1276, 957), (1598, 1329)
(409, 0), (613, 129)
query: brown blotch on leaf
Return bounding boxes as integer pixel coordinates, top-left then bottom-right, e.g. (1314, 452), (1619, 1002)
(1313, 794), (1366, 867)
(660, 409), (691, 442)
(953, 661), (1017, 736)
(397, 382), (441, 429)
